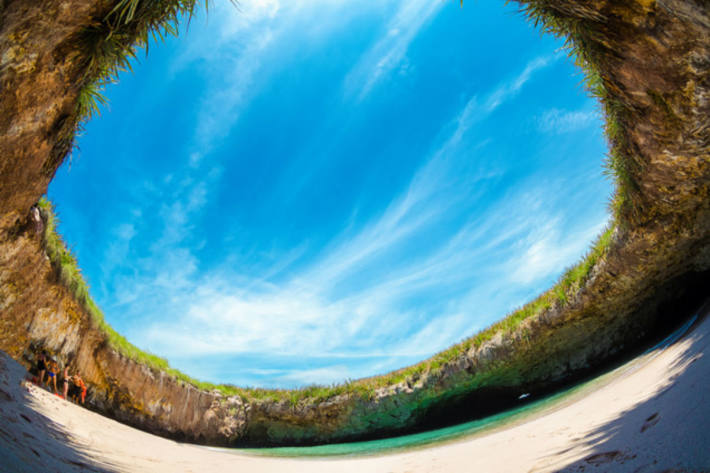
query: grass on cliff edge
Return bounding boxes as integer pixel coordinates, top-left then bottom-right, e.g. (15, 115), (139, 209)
(38, 197), (614, 404)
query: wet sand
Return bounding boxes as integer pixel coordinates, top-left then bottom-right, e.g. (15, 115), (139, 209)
(1, 308), (709, 472)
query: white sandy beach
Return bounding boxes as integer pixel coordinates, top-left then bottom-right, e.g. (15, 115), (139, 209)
(1, 309), (709, 473)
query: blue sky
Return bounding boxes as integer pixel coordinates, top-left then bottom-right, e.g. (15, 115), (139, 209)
(48, 0), (611, 388)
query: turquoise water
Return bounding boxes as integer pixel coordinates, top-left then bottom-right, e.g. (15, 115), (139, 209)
(233, 384), (589, 458)
(217, 315), (698, 458)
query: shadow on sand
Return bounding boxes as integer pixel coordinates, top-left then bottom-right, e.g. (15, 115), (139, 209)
(544, 305), (710, 473)
(0, 351), (119, 473)
(1, 303), (709, 472)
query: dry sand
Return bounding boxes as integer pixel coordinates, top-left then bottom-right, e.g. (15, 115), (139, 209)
(1, 309), (709, 473)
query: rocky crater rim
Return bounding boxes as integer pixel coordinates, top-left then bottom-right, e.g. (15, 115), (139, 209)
(0, 0), (709, 446)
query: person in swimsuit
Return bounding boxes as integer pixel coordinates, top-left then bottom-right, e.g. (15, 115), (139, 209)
(35, 352), (47, 385)
(46, 358), (58, 393)
(69, 372), (86, 404)
(68, 373), (79, 402)
(80, 380), (87, 404)
(62, 366), (70, 399)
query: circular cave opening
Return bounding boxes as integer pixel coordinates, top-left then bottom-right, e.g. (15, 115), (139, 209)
(0, 0), (708, 455)
(47, 0), (611, 390)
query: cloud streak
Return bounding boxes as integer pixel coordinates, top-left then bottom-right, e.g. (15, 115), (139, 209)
(343, 0), (445, 101)
(537, 107), (600, 134)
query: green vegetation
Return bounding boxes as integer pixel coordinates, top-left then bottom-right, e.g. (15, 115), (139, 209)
(73, 0), (211, 127)
(41, 0), (631, 406)
(511, 1), (642, 224)
(394, 225), (615, 380)
(38, 198), (189, 378)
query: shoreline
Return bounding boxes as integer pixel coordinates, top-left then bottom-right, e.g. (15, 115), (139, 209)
(225, 312), (701, 460)
(1, 305), (708, 472)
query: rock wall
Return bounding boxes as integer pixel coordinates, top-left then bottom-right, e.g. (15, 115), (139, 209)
(0, 223), (249, 445)
(1, 0), (709, 446)
(0, 0), (95, 228)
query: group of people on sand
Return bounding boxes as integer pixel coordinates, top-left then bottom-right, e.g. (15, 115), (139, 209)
(34, 351), (86, 405)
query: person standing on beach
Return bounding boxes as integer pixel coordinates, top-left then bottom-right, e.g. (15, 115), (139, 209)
(35, 352), (47, 386)
(69, 372), (86, 404)
(62, 366), (70, 399)
(46, 358), (58, 394)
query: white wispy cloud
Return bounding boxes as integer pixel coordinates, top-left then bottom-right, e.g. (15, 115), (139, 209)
(305, 54), (561, 288)
(176, 0), (390, 159)
(507, 212), (606, 285)
(191, 28), (275, 152)
(173, 0), (296, 155)
(537, 107), (600, 134)
(343, 0), (446, 101)
(484, 55), (558, 113)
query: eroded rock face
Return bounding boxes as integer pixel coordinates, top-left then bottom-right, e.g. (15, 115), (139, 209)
(0, 0), (99, 230)
(1, 0), (709, 446)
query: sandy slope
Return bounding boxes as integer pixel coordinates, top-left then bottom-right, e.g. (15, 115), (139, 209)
(1, 308), (709, 473)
